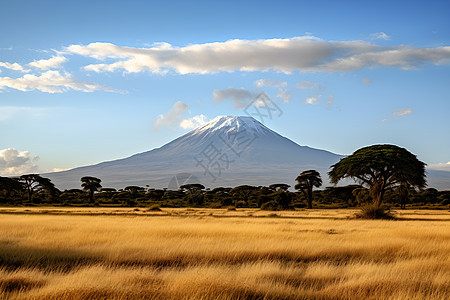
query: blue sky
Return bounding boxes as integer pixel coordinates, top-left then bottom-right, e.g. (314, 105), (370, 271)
(1, 0), (449, 176)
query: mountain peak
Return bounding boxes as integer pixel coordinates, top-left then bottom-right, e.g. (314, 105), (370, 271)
(192, 115), (273, 136)
(45, 115), (345, 189)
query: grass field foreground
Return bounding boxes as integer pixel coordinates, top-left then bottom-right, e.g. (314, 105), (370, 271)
(0, 208), (449, 299)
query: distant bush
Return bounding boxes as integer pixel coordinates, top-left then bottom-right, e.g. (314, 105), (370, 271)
(235, 201), (246, 208)
(356, 204), (396, 220)
(124, 199), (136, 207)
(147, 204), (162, 211)
(208, 202), (222, 209)
(440, 198), (450, 206)
(294, 202), (307, 209)
(261, 201), (279, 211)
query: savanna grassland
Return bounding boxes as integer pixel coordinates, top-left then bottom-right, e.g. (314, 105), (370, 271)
(0, 208), (449, 299)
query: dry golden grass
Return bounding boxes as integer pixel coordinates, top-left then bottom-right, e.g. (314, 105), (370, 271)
(0, 208), (449, 299)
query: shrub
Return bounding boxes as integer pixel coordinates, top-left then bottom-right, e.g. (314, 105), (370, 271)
(235, 201), (246, 208)
(147, 204), (162, 211)
(124, 199), (136, 207)
(208, 202), (222, 209)
(261, 201), (279, 211)
(440, 198), (450, 206)
(356, 203), (396, 220)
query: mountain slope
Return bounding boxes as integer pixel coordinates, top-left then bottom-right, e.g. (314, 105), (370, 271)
(46, 116), (450, 190)
(46, 116), (343, 190)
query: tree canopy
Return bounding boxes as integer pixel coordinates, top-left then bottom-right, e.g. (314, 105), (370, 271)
(230, 185), (258, 206)
(295, 170), (322, 209)
(0, 176), (23, 203)
(268, 183), (290, 191)
(81, 176), (102, 203)
(179, 184), (205, 204)
(18, 174), (59, 202)
(328, 144), (426, 206)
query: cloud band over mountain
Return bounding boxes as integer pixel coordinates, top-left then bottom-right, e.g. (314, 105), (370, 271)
(66, 37), (450, 74)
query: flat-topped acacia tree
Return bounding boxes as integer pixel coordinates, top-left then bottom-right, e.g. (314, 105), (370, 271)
(18, 174), (59, 202)
(81, 176), (102, 203)
(295, 170), (322, 209)
(179, 183), (205, 204)
(328, 144), (426, 207)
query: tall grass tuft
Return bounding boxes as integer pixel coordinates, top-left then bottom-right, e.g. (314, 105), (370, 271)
(146, 204), (162, 212)
(356, 203), (396, 220)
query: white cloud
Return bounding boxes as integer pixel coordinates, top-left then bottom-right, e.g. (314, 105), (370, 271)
(49, 167), (70, 172)
(28, 56), (67, 70)
(361, 78), (372, 84)
(0, 61), (28, 72)
(152, 101), (208, 130)
(428, 162), (450, 172)
(393, 108), (413, 116)
(66, 37), (450, 74)
(326, 94), (334, 109)
(212, 87), (253, 109)
(0, 70), (117, 93)
(296, 81), (319, 89)
(305, 94), (321, 104)
(276, 88), (291, 103)
(179, 114), (209, 129)
(0, 148), (40, 176)
(254, 79), (287, 87)
(152, 101), (188, 130)
(370, 32), (391, 40)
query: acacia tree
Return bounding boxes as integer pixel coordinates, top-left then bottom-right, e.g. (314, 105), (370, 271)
(328, 144), (426, 207)
(18, 174), (41, 202)
(179, 183), (205, 204)
(230, 185), (258, 207)
(18, 174), (58, 202)
(100, 188), (117, 199)
(295, 170), (322, 209)
(124, 186), (145, 194)
(268, 184), (290, 191)
(36, 176), (60, 202)
(0, 176), (23, 203)
(81, 176), (102, 203)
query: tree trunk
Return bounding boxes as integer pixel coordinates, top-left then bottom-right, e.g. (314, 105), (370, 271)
(303, 189), (313, 209)
(4, 189), (11, 203)
(375, 188), (385, 207)
(89, 190), (94, 203)
(27, 188), (32, 202)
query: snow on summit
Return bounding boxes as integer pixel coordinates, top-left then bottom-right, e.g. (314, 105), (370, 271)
(191, 116), (275, 137)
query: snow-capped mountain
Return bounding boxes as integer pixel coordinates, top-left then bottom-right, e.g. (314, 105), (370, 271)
(46, 116), (344, 190)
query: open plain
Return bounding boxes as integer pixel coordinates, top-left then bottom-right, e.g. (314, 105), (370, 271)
(0, 208), (449, 299)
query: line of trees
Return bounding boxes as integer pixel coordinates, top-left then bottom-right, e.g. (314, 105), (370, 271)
(1, 174), (447, 209)
(0, 145), (449, 209)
